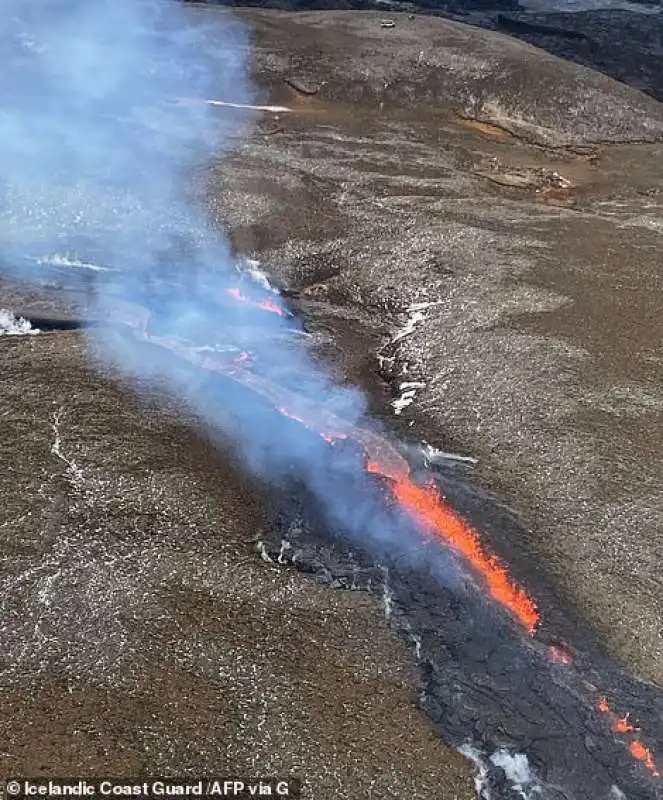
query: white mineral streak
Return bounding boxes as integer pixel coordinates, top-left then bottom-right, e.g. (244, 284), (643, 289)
(34, 253), (115, 272)
(206, 99), (292, 113)
(422, 443), (478, 467)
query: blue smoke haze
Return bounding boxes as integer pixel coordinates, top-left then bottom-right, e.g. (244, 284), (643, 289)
(0, 0), (429, 557)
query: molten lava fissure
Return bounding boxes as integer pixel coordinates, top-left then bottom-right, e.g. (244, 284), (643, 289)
(110, 298), (662, 786)
(630, 740), (660, 778)
(120, 298), (542, 632)
(615, 714), (637, 734)
(596, 696), (659, 777)
(292, 447), (538, 632)
(364, 461), (539, 631)
(226, 287), (285, 316)
(390, 475), (539, 633)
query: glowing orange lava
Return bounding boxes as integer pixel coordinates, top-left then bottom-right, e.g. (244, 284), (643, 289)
(365, 461), (539, 631)
(630, 741), (660, 777)
(614, 714), (637, 734)
(596, 696), (658, 777)
(226, 288), (284, 316)
(258, 298), (285, 316)
(366, 459), (408, 483)
(271, 397), (660, 779)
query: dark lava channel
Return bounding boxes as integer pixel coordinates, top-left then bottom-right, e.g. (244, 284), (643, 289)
(259, 455), (663, 800)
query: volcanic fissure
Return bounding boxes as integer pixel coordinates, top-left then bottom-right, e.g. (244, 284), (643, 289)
(1, 2), (662, 799)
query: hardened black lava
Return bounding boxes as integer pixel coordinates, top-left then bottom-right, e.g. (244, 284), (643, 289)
(261, 463), (663, 800)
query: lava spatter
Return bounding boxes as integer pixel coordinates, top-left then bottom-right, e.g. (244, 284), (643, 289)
(596, 696), (659, 778)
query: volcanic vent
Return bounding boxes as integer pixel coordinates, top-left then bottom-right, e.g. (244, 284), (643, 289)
(90, 273), (662, 800)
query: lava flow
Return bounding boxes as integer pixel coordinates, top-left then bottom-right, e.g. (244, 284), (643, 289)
(110, 296), (662, 784)
(596, 696), (660, 777)
(366, 462), (539, 633)
(225, 287), (285, 316)
(115, 296), (540, 631)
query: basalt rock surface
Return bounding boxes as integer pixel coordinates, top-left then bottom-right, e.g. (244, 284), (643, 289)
(189, 0), (663, 102)
(489, 7), (663, 102)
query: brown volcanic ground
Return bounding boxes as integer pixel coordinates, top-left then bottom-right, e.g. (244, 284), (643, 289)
(1, 5), (663, 795)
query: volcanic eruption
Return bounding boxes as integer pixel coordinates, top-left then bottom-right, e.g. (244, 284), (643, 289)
(0, 2), (662, 799)
(109, 288), (662, 796)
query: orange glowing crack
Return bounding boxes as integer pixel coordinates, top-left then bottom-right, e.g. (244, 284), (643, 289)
(597, 696), (658, 777)
(614, 714), (637, 734)
(392, 477), (539, 632)
(256, 388), (538, 632)
(226, 287), (284, 316)
(275, 403), (540, 635)
(630, 741), (660, 777)
(365, 461), (539, 632)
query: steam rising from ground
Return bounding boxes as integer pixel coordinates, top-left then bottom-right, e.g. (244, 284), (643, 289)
(0, 0), (413, 552)
(459, 745), (541, 800)
(0, 309), (39, 335)
(0, 0), (248, 261)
